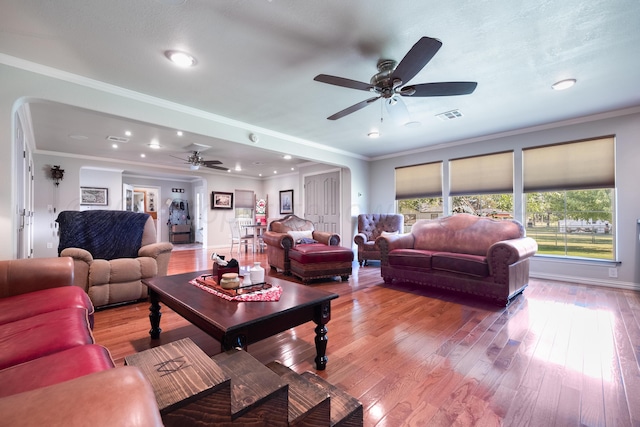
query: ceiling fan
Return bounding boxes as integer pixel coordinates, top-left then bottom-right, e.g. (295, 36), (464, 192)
(314, 36), (478, 121)
(172, 149), (229, 171)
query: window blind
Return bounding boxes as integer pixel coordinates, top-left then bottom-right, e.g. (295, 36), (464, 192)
(234, 190), (255, 208)
(523, 136), (615, 192)
(449, 151), (513, 196)
(395, 161), (442, 199)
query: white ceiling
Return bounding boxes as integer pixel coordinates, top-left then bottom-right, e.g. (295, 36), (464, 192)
(1, 0), (639, 177)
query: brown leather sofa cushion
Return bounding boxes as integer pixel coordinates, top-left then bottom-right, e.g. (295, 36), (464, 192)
(412, 214), (524, 256)
(388, 249), (434, 269)
(431, 252), (489, 277)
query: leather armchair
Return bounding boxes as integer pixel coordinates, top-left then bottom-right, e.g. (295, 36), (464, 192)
(354, 213), (404, 266)
(57, 210), (173, 308)
(262, 214), (340, 274)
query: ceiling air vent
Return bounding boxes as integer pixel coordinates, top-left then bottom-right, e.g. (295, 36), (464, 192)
(435, 109), (463, 121)
(106, 136), (129, 143)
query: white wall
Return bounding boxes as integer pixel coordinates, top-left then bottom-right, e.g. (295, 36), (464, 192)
(370, 109), (640, 289)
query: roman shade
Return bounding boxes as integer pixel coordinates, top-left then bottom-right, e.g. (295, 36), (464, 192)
(523, 136), (615, 192)
(450, 151), (513, 196)
(395, 162), (443, 199)
(234, 190), (255, 208)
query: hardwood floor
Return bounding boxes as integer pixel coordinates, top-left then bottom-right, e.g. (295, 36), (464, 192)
(92, 247), (640, 426)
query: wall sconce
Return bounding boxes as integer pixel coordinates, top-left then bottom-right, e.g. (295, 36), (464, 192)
(50, 165), (65, 186)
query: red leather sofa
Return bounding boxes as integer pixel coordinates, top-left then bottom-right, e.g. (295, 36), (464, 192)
(377, 214), (538, 306)
(0, 257), (162, 427)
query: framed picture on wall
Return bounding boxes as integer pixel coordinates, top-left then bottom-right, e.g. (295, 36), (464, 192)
(279, 189), (293, 214)
(212, 191), (233, 209)
(80, 187), (109, 206)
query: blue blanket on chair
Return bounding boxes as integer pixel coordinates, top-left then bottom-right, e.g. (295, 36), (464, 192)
(56, 210), (150, 260)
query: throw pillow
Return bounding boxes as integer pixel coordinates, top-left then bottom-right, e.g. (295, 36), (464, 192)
(287, 230), (314, 244)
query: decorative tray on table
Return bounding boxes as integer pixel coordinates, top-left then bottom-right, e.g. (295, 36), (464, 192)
(195, 274), (272, 298)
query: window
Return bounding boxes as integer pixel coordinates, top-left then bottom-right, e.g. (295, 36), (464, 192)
(523, 137), (615, 260)
(234, 190), (254, 219)
(395, 162), (443, 231)
(450, 151), (514, 218)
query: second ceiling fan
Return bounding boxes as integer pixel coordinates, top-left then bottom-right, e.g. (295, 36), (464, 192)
(314, 36), (477, 121)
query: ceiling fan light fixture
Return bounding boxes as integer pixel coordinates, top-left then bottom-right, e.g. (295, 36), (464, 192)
(190, 164), (200, 170)
(552, 78), (576, 91)
(164, 50), (197, 68)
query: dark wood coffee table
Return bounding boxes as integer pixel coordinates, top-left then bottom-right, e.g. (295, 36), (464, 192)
(143, 271), (339, 370)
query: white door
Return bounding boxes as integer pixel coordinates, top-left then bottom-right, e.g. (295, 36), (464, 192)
(304, 171), (340, 234)
(194, 185), (206, 245)
(16, 114), (34, 258)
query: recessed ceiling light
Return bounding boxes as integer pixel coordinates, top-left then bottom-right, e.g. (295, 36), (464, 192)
(148, 140), (161, 149)
(273, 171), (278, 174)
(552, 78), (576, 91)
(368, 131), (380, 138)
(112, 144), (118, 149)
(164, 50), (197, 68)
(404, 121), (421, 128)
(283, 155), (292, 160)
(291, 167), (295, 171)
(176, 131), (183, 136)
(125, 130), (132, 137)
(140, 153), (146, 158)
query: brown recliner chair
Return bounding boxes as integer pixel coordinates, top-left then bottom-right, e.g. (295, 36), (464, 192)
(262, 214), (340, 274)
(354, 213), (404, 266)
(56, 210), (173, 308)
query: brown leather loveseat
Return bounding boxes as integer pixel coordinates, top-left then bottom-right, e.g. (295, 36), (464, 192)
(377, 213), (538, 306)
(262, 214), (341, 274)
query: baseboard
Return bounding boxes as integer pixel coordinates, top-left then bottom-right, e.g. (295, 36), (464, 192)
(530, 272), (640, 292)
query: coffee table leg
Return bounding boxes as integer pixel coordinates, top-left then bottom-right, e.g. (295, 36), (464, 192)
(313, 301), (332, 370)
(222, 333), (247, 352)
(149, 290), (162, 339)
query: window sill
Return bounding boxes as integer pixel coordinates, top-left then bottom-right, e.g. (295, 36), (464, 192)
(533, 254), (620, 266)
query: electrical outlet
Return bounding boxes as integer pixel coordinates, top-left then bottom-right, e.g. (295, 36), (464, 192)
(608, 267), (618, 278)
(47, 205), (53, 213)
(46, 242), (53, 249)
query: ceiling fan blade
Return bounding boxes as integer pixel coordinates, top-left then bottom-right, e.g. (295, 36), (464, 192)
(314, 74), (374, 91)
(169, 154), (188, 162)
(404, 81), (478, 97)
(204, 164), (230, 171)
(392, 37), (442, 84)
(385, 96), (411, 125)
(327, 96), (380, 120)
(201, 160), (223, 166)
